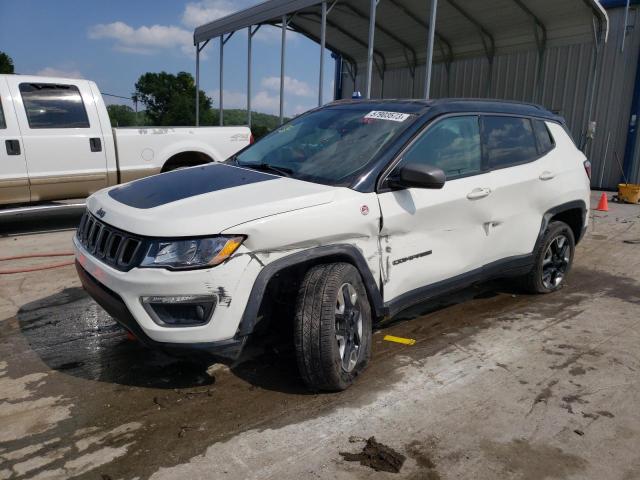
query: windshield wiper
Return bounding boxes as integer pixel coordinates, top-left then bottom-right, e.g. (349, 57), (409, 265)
(242, 163), (293, 177)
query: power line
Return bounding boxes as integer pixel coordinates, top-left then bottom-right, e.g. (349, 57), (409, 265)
(101, 92), (133, 101)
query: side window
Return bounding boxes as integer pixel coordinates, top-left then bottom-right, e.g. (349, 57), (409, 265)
(19, 83), (90, 129)
(400, 116), (481, 178)
(483, 116), (538, 169)
(0, 100), (6, 129)
(533, 119), (555, 154)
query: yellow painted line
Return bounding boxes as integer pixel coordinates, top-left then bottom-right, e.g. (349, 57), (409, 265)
(383, 335), (416, 346)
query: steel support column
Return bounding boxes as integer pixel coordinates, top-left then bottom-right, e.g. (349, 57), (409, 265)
(424, 0), (438, 99)
(280, 15), (287, 124)
(366, 0), (378, 99)
(195, 39), (209, 126)
(219, 33), (234, 126)
(246, 25), (261, 127)
(248, 27), (253, 127)
(318, 1), (327, 106)
(219, 36), (224, 126)
(196, 44), (200, 126)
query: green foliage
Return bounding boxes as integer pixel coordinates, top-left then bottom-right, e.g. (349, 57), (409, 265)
(134, 71), (209, 126)
(132, 71), (284, 138)
(0, 52), (14, 74)
(106, 104), (150, 127)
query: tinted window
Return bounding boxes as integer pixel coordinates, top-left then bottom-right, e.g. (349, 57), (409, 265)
(401, 116), (481, 178)
(533, 119), (554, 154)
(483, 116), (537, 168)
(0, 100), (5, 129)
(235, 107), (416, 186)
(19, 83), (90, 128)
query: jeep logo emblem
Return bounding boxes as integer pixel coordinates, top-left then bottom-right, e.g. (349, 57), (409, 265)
(96, 208), (106, 218)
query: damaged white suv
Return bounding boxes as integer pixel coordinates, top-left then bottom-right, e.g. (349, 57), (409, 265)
(74, 99), (591, 391)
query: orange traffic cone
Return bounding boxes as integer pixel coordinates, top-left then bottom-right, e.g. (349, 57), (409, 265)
(596, 192), (609, 212)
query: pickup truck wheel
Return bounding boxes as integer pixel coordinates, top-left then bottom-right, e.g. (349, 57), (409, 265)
(294, 263), (372, 391)
(520, 221), (575, 294)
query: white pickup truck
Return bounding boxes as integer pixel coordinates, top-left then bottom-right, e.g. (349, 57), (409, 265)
(0, 74), (251, 206)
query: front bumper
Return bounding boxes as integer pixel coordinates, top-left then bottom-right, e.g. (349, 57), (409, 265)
(74, 235), (262, 360)
(76, 261), (245, 361)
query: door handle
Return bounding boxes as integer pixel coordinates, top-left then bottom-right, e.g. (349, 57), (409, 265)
(539, 171), (556, 181)
(89, 137), (102, 152)
(5, 139), (21, 156)
(467, 187), (491, 200)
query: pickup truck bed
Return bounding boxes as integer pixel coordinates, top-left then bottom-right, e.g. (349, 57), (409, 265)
(0, 74), (251, 206)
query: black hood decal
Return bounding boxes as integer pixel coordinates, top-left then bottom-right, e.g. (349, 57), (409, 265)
(108, 164), (277, 209)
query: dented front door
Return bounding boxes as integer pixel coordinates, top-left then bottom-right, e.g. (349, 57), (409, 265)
(376, 114), (492, 304)
(377, 175), (493, 303)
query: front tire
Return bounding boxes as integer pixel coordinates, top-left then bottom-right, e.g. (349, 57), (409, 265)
(294, 263), (372, 391)
(520, 220), (575, 294)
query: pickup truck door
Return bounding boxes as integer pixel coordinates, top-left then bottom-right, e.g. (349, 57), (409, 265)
(0, 78), (30, 204)
(377, 115), (493, 306)
(6, 77), (107, 202)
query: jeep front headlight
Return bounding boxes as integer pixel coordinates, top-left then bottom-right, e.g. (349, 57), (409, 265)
(140, 236), (244, 270)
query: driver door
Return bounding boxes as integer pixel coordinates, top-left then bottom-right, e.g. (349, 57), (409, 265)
(377, 115), (493, 305)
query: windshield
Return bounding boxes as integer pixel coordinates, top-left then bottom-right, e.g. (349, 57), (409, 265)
(234, 107), (416, 186)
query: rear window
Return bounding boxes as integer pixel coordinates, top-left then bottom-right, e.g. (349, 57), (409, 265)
(533, 119), (554, 154)
(19, 83), (90, 129)
(483, 116), (538, 169)
(0, 100), (6, 129)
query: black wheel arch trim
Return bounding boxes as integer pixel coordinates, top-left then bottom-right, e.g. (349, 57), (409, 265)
(236, 244), (384, 337)
(537, 200), (587, 247)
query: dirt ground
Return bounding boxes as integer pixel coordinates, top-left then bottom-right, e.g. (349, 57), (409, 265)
(1, 191), (639, 480)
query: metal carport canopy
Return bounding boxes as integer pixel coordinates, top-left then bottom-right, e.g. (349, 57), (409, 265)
(192, 0), (608, 125)
(195, 0), (608, 62)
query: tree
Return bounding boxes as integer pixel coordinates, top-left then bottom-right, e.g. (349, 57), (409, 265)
(132, 70), (284, 137)
(0, 52), (14, 74)
(134, 71), (210, 126)
(107, 105), (136, 127)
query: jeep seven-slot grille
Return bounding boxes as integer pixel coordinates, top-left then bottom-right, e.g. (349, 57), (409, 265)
(76, 211), (144, 271)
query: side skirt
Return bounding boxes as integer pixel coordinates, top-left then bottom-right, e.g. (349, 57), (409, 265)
(382, 254), (533, 318)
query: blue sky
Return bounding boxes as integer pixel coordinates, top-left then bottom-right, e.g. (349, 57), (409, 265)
(0, 0), (335, 116)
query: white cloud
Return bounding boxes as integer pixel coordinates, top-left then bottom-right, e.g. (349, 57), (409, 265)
(261, 76), (313, 97)
(208, 89), (314, 117)
(36, 66), (84, 79)
(88, 21), (192, 56)
(181, 0), (242, 29)
(87, 0), (301, 57)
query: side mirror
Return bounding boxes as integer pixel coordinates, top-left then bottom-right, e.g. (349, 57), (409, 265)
(388, 162), (446, 190)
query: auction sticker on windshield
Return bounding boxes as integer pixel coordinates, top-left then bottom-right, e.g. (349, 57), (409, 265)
(364, 111), (411, 122)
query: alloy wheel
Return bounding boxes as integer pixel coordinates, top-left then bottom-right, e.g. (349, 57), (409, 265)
(541, 234), (571, 289)
(335, 282), (363, 372)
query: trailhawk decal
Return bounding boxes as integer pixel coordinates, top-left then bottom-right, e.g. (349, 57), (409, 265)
(392, 250), (432, 266)
(108, 164), (277, 209)
(364, 111), (411, 122)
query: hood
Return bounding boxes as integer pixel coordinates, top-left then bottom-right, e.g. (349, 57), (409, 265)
(87, 163), (336, 237)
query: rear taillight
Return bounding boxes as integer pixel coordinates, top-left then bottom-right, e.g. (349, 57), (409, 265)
(583, 160), (592, 180)
(249, 132), (254, 144)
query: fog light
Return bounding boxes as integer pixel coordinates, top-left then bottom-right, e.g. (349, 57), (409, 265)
(141, 295), (217, 327)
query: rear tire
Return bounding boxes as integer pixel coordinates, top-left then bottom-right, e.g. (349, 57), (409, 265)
(294, 263), (372, 391)
(519, 220), (575, 294)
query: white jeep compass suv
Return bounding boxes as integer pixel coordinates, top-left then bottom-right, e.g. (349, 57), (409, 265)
(74, 99), (591, 391)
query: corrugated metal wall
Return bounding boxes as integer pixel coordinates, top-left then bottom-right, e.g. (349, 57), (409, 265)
(339, 6), (640, 188)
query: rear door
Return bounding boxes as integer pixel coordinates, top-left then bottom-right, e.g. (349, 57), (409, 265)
(377, 115), (494, 304)
(0, 77), (30, 205)
(6, 76), (108, 202)
(480, 115), (558, 263)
